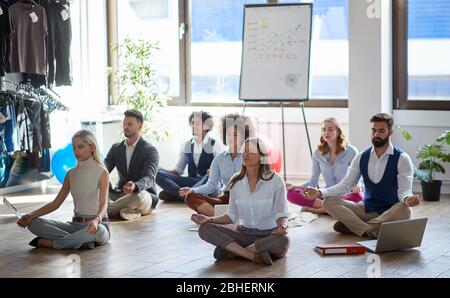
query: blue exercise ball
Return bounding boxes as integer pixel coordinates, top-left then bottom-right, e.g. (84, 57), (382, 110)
(51, 143), (77, 184)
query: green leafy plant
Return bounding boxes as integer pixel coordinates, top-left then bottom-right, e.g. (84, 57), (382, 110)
(400, 128), (450, 182)
(110, 36), (169, 141)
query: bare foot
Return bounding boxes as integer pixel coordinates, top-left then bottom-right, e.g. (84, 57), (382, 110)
(301, 206), (327, 215)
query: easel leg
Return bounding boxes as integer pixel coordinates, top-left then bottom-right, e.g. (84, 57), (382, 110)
(281, 103), (287, 182)
(241, 102), (247, 116)
(300, 101), (313, 157)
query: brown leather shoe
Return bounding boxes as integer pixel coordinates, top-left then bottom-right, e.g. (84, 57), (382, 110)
(253, 251), (273, 265)
(333, 222), (353, 235)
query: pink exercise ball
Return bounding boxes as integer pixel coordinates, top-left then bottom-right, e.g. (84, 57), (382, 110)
(256, 133), (282, 173)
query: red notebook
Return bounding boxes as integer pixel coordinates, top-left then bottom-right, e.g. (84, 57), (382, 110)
(315, 244), (366, 256)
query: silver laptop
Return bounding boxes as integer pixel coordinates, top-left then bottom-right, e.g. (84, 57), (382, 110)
(3, 197), (22, 219)
(357, 218), (428, 253)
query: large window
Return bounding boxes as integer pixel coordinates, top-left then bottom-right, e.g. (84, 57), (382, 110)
(189, 0), (265, 103)
(394, 0), (450, 110)
(279, 0), (349, 99)
(117, 0), (181, 99)
(113, 0), (349, 105)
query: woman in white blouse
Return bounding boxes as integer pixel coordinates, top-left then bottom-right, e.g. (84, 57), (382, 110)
(192, 137), (289, 265)
(17, 130), (110, 250)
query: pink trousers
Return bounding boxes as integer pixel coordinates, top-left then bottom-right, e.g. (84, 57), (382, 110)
(287, 188), (364, 207)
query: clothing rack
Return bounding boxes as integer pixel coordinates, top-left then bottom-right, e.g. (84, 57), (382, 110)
(0, 79), (68, 112)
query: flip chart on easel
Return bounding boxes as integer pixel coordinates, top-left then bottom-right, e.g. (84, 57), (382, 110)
(239, 3), (313, 101)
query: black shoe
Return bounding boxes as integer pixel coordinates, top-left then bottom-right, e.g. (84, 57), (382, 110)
(158, 191), (178, 202)
(213, 246), (236, 260)
(151, 194), (159, 209)
(333, 222), (353, 235)
(29, 237), (42, 248)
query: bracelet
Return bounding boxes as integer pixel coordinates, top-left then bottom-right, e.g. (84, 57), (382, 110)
(208, 217), (213, 224)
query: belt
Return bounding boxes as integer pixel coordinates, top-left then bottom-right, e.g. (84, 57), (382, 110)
(72, 216), (109, 223)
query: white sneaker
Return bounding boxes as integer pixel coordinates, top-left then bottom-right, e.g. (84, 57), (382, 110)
(119, 208), (142, 221)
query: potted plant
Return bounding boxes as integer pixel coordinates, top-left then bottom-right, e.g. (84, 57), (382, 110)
(109, 36), (169, 141)
(400, 128), (450, 201)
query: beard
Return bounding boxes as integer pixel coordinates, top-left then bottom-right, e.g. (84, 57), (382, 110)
(372, 136), (389, 148)
(124, 130), (132, 138)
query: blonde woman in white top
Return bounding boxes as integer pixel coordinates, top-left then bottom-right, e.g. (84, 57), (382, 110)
(192, 137), (289, 265)
(17, 130), (110, 250)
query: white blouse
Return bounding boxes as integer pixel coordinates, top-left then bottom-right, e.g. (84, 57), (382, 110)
(227, 173), (288, 230)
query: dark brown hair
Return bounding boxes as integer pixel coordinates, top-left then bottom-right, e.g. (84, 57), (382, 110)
(317, 118), (347, 155)
(370, 113), (394, 129)
(189, 111), (214, 133)
(229, 137), (275, 189)
(124, 109), (144, 124)
(220, 114), (255, 146)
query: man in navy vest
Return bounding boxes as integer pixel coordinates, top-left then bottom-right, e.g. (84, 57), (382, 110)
(304, 113), (420, 239)
(156, 111), (223, 201)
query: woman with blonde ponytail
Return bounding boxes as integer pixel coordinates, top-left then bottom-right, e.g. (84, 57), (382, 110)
(17, 130), (111, 250)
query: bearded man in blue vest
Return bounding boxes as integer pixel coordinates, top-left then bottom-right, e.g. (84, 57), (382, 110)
(304, 113), (420, 239)
(156, 111), (224, 202)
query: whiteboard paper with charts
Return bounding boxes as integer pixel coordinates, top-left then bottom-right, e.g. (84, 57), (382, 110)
(239, 3), (312, 101)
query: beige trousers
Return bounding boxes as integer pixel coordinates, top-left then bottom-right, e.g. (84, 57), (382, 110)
(323, 197), (411, 236)
(107, 191), (154, 217)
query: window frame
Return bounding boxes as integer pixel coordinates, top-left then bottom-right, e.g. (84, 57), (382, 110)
(107, 0), (348, 108)
(393, 0), (450, 110)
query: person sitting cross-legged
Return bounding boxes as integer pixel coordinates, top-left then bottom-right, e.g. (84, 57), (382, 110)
(156, 111), (223, 202)
(304, 113), (420, 239)
(192, 137), (289, 266)
(286, 117), (363, 215)
(180, 114), (255, 216)
(105, 110), (159, 221)
(17, 130), (111, 250)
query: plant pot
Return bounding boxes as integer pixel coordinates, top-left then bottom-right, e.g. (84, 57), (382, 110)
(421, 180), (442, 201)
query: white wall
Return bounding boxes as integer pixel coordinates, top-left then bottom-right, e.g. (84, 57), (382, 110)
(348, 0), (392, 150)
(393, 111), (450, 194)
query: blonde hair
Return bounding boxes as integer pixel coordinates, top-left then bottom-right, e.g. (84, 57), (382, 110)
(72, 130), (103, 166)
(229, 137), (274, 190)
(317, 118), (347, 155)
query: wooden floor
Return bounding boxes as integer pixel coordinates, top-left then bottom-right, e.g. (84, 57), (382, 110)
(1, 185), (450, 278)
